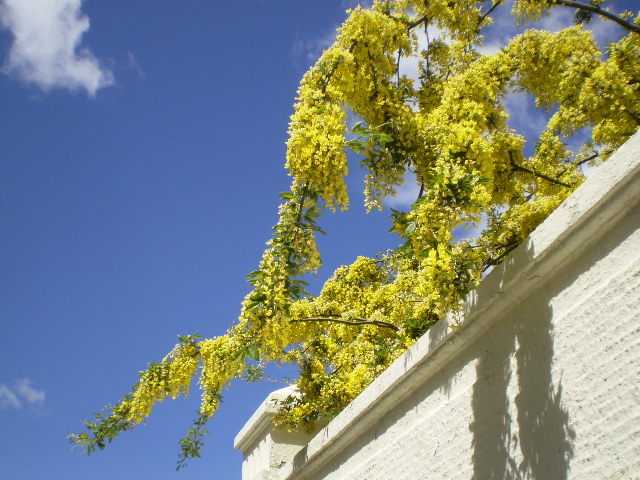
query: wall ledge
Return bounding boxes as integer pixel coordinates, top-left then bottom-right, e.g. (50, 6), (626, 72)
(234, 386), (298, 454)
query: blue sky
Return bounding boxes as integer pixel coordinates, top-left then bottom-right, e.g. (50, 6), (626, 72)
(0, 1), (636, 479)
(0, 2), (395, 479)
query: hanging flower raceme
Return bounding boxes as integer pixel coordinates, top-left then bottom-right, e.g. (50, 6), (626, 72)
(70, 0), (639, 467)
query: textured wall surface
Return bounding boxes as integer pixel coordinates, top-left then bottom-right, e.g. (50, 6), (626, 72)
(235, 387), (316, 480)
(238, 132), (640, 480)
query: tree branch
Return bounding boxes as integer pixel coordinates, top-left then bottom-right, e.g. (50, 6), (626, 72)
(294, 182), (309, 226)
(477, 0), (505, 30)
(626, 110), (640, 126)
(406, 15), (428, 29)
(574, 151), (600, 166)
(510, 154), (572, 188)
(482, 240), (521, 270)
(291, 317), (400, 331)
(320, 41), (357, 95)
(553, 0), (640, 34)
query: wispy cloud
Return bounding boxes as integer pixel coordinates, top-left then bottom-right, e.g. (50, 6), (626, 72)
(291, 27), (340, 69)
(15, 378), (45, 405)
(398, 23), (442, 91)
(290, 3), (372, 69)
(479, 0), (627, 54)
(0, 378), (45, 410)
(503, 90), (549, 140)
(341, 0), (373, 9)
(126, 52), (145, 81)
(0, 384), (21, 409)
(385, 171), (421, 209)
(0, 0), (114, 96)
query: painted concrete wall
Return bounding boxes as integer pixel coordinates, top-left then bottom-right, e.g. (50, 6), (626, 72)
(236, 132), (640, 480)
(235, 386), (316, 480)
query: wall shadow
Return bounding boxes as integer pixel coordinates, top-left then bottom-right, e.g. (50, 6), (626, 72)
(469, 316), (518, 479)
(513, 297), (575, 479)
(470, 241), (580, 480)
(469, 206), (635, 480)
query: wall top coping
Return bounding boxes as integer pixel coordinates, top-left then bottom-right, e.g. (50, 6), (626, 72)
(278, 132), (640, 480)
(234, 386), (298, 453)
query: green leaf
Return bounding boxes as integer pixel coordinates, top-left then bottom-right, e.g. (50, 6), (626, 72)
(278, 191), (295, 200)
(247, 299), (264, 312)
(405, 221), (417, 235)
(347, 140), (365, 154)
(246, 269), (263, 279)
(376, 133), (393, 146)
(310, 224), (327, 235)
(246, 344), (261, 361)
(178, 332), (202, 344)
(232, 343), (261, 363)
(231, 348), (246, 363)
(351, 121), (368, 134)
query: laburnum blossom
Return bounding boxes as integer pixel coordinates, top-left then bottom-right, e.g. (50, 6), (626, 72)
(70, 0), (639, 466)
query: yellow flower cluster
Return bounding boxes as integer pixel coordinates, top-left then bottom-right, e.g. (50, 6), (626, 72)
(75, 0), (639, 460)
(286, 98), (349, 211)
(126, 342), (201, 423)
(266, 1), (638, 429)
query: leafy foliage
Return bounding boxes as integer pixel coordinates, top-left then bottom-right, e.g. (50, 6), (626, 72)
(70, 0), (639, 466)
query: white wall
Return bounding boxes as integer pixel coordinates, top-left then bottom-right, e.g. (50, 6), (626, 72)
(236, 132), (640, 480)
(235, 386), (316, 480)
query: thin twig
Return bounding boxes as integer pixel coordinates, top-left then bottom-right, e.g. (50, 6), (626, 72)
(510, 153), (572, 188)
(294, 182), (309, 226)
(626, 110), (640, 126)
(575, 149), (614, 166)
(482, 240), (521, 271)
(424, 22), (431, 80)
(574, 152), (600, 166)
(291, 317), (400, 331)
(477, 0), (505, 30)
(405, 15), (428, 29)
(321, 40), (358, 95)
(557, 148), (612, 179)
(553, 0), (640, 34)
(382, 12), (426, 30)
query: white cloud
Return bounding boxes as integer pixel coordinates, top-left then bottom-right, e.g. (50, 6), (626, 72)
(0, 384), (21, 409)
(384, 170), (421, 209)
(291, 27), (340, 69)
(477, 2), (520, 55)
(290, 3), (376, 69)
(479, 0), (626, 55)
(503, 90), (549, 137)
(538, 5), (575, 32)
(398, 23), (442, 90)
(0, 378), (46, 411)
(15, 378), (45, 405)
(126, 51), (145, 81)
(452, 212), (488, 242)
(0, 0), (113, 96)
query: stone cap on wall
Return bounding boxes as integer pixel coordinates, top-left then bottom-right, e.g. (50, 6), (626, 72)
(235, 386), (315, 480)
(234, 386), (298, 453)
